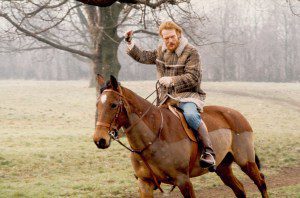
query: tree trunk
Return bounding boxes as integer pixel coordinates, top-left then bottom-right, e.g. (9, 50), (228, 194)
(220, 0), (229, 81)
(89, 3), (123, 87)
(291, 15), (298, 81)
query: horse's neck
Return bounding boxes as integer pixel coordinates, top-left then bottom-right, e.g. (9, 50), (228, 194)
(122, 87), (160, 150)
(122, 87), (153, 115)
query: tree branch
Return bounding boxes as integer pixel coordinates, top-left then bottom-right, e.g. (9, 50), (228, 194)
(287, 0), (300, 17)
(118, 29), (158, 41)
(76, 0), (180, 8)
(32, 4), (82, 35)
(0, 11), (96, 60)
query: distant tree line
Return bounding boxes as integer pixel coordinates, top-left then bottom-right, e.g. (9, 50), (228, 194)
(0, 50), (89, 80)
(200, 0), (299, 82)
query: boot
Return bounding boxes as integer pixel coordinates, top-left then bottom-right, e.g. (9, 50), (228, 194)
(197, 122), (216, 169)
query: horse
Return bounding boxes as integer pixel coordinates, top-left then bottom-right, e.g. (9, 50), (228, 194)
(93, 76), (268, 198)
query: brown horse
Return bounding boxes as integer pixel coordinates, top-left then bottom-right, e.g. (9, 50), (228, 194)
(94, 76), (268, 198)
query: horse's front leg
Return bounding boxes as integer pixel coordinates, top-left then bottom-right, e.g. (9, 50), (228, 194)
(138, 178), (155, 198)
(176, 175), (196, 198)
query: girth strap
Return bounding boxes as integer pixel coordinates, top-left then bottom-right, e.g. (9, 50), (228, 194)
(189, 142), (199, 174)
(139, 154), (164, 193)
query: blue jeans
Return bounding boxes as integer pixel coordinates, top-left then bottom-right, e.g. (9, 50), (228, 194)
(178, 102), (201, 131)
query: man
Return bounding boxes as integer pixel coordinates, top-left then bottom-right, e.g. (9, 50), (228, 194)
(124, 21), (215, 168)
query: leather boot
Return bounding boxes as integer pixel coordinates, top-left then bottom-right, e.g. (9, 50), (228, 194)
(197, 122), (216, 168)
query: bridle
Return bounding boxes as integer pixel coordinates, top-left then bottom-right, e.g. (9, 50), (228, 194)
(96, 87), (163, 151)
(95, 85), (165, 192)
(96, 88), (127, 136)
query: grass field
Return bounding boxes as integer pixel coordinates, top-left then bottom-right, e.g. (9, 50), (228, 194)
(0, 80), (299, 197)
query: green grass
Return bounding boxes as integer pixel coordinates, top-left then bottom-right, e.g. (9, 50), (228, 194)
(249, 184), (300, 198)
(0, 80), (299, 197)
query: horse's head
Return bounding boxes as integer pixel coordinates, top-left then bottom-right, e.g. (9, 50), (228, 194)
(94, 75), (129, 149)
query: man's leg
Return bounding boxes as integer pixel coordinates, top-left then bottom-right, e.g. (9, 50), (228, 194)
(178, 102), (216, 168)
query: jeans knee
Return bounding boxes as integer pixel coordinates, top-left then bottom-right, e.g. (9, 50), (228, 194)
(183, 112), (201, 131)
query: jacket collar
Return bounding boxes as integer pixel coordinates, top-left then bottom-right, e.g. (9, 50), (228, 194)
(162, 36), (188, 56)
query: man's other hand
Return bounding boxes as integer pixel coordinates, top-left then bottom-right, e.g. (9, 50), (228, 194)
(159, 77), (174, 87)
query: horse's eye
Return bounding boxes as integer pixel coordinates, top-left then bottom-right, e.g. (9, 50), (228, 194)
(111, 103), (117, 109)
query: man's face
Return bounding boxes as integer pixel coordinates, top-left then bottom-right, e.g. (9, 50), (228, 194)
(161, 29), (180, 52)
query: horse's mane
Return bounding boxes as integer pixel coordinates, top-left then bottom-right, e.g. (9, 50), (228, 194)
(99, 80), (154, 108)
(122, 86), (155, 107)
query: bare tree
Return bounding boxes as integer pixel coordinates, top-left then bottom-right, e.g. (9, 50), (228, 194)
(0, 0), (202, 88)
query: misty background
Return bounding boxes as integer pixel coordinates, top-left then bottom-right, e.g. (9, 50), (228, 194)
(0, 0), (299, 82)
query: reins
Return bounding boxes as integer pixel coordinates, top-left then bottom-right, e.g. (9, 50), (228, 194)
(97, 83), (165, 192)
(110, 107), (164, 193)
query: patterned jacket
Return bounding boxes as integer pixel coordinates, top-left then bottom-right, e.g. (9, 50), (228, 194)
(127, 37), (206, 111)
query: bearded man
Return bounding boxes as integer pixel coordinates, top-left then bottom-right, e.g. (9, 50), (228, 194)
(124, 21), (216, 168)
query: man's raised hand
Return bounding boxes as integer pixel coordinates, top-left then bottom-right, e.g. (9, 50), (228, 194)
(124, 30), (133, 44)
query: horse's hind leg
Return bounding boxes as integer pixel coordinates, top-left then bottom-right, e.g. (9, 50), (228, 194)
(138, 178), (154, 198)
(241, 161), (268, 198)
(216, 153), (246, 198)
(231, 132), (268, 197)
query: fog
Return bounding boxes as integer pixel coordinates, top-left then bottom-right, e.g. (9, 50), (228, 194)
(0, 0), (299, 82)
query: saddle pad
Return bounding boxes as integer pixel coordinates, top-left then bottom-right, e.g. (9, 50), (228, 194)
(168, 105), (197, 143)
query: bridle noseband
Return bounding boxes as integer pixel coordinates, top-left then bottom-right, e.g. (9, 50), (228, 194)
(96, 88), (128, 139)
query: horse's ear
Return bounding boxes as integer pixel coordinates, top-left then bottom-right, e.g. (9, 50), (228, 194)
(110, 75), (118, 91)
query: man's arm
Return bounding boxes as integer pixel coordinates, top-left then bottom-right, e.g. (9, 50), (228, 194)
(172, 48), (201, 93)
(127, 44), (157, 65)
(124, 30), (157, 65)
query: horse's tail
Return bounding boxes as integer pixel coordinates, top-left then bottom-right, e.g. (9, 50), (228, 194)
(255, 154), (261, 170)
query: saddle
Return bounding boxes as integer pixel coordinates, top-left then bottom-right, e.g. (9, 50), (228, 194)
(159, 97), (202, 143)
(168, 105), (198, 142)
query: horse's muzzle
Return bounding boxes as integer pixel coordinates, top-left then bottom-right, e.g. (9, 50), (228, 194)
(94, 138), (109, 149)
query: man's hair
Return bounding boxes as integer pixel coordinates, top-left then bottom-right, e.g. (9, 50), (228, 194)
(159, 21), (182, 36)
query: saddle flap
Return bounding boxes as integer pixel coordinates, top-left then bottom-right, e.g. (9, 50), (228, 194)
(168, 105), (197, 143)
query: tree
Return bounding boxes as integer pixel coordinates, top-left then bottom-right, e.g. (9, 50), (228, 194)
(0, 0), (201, 88)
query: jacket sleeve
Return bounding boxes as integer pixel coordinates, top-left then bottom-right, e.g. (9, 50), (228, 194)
(172, 48), (201, 93)
(127, 44), (157, 65)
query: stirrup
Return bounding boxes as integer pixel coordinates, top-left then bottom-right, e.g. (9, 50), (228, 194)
(202, 152), (216, 160)
(200, 152), (216, 161)
(200, 152), (216, 169)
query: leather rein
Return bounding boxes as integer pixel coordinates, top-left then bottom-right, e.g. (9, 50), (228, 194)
(96, 87), (165, 192)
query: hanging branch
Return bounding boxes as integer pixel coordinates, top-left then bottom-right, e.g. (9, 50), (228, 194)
(76, 0), (181, 8)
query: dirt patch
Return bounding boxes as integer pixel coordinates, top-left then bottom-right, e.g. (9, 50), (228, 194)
(156, 166), (300, 197)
